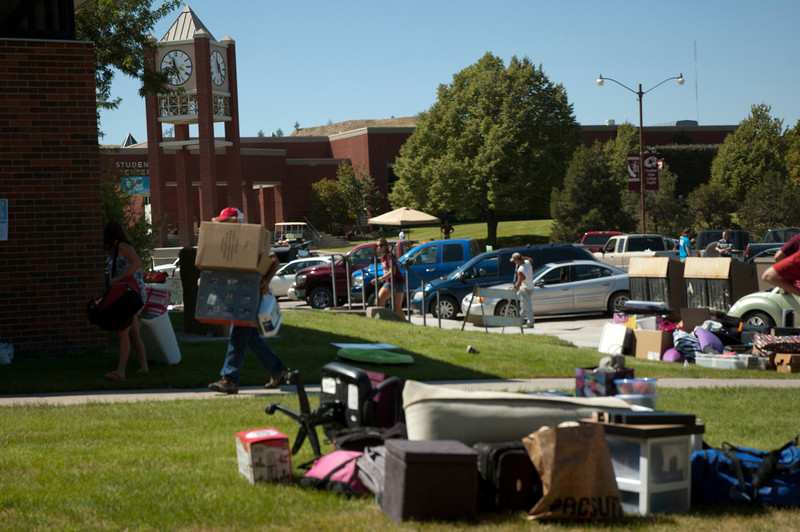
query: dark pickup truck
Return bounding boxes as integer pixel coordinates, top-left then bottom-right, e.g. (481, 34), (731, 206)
(744, 227), (800, 262)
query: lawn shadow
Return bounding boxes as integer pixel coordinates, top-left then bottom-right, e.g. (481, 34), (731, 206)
(268, 322), (496, 385)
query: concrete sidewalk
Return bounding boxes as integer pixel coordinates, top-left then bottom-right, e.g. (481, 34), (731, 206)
(1, 377), (796, 407)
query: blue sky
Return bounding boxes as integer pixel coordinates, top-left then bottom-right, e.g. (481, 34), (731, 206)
(99, 0), (800, 145)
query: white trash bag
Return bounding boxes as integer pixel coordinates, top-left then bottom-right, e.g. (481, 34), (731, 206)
(0, 343), (14, 365)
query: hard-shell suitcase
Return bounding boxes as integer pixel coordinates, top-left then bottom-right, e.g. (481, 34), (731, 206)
(475, 440), (542, 512)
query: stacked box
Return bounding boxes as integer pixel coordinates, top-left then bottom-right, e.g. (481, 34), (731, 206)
(195, 222), (272, 274)
(381, 439), (478, 522)
(633, 330), (673, 360)
(575, 367), (634, 397)
(196, 270), (262, 326)
(235, 428), (292, 484)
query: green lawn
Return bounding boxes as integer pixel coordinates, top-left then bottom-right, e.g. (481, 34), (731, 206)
(329, 219), (555, 253)
(3, 229), (800, 530)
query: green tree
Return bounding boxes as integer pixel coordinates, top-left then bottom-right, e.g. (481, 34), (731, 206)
(737, 171), (800, 238)
(709, 103), (786, 201)
(389, 53), (582, 245)
(550, 143), (633, 242)
(686, 181), (735, 231)
(785, 119), (800, 186)
(645, 167), (684, 238)
(101, 172), (161, 270)
(75, 0), (182, 134)
(311, 163), (385, 233)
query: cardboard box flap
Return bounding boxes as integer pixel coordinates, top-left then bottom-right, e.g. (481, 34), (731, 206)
(684, 257), (731, 279)
(628, 257), (672, 277)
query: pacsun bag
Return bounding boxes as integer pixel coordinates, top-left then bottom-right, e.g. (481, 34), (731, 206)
(87, 245), (143, 330)
(691, 437), (800, 507)
(522, 422), (623, 521)
(299, 450), (368, 496)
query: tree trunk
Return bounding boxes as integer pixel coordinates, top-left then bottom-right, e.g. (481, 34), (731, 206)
(486, 210), (499, 248)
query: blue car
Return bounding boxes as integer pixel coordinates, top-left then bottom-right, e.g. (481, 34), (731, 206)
(351, 239), (480, 305)
(410, 244), (598, 319)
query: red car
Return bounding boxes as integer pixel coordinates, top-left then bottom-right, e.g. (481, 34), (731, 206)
(580, 231), (625, 253)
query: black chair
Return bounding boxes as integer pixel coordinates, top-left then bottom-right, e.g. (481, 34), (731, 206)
(265, 362), (403, 467)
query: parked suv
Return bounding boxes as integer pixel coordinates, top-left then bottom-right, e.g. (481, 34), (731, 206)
(410, 244), (598, 319)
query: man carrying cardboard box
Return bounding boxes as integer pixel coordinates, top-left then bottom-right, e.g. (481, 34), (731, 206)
(207, 208), (290, 394)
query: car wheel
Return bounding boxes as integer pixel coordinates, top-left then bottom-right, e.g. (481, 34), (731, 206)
(608, 290), (630, 314)
(308, 286), (333, 309)
(742, 310), (775, 327)
(494, 300), (519, 317)
(431, 296), (459, 319)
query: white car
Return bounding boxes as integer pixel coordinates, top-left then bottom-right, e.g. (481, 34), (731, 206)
(460, 260), (630, 323)
(270, 257), (331, 299)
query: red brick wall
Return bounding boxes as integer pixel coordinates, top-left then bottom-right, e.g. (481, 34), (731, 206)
(0, 39), (107, 355)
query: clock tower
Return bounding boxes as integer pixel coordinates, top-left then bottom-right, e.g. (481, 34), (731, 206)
(145, 5), (244, 246)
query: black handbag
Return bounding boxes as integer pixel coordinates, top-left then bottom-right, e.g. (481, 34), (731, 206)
(87, 244), (143, 330)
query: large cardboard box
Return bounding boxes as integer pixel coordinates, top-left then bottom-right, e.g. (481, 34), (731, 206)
(628, 257), (686, 311)
(774, 354), (800, 373)
(195, 221), (271, 274)
(633, 329), (673, 360)
(235, 428), (292, 484)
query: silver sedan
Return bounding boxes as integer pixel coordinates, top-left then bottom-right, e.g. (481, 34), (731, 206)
(460, 260), (630, 322)
(270, 257), (331, 299)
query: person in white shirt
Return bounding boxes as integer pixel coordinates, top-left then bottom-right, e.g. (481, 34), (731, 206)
(511, 252), (535, 328)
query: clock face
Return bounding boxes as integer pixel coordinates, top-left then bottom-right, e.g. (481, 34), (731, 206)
(210, 50), (226, 86)
(161, 49), (192, 86)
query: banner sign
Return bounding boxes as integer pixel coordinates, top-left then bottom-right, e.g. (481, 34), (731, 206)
(626, 153), (660, 191)
(121, 176), (150, 196)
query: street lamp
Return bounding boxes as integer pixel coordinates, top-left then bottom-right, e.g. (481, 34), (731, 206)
(597, 73), (684, 234)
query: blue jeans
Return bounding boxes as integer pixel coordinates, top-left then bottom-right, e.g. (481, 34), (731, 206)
(220, 326), (286, 384)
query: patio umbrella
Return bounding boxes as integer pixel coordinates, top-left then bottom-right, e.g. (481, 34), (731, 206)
(368, 207), (440, 226)
(368, 207), (440, 239)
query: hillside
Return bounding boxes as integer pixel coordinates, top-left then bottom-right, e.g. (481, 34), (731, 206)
(290, 116), (417, 137)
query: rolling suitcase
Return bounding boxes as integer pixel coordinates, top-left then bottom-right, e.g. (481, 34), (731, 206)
(475, 440), (542, 512)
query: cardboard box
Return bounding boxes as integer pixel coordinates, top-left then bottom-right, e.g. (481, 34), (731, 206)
(196, 270), (262, 326)
(774, 353), (800, 373)
(633, 329), (673, 360)
(235, 428), (292, 484)
(195, 221), (271, 274)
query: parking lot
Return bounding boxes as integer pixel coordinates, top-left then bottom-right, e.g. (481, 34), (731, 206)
(278, 296), (610, 349)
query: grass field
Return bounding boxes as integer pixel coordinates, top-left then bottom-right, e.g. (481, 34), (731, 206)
(3, 219), (800, 530)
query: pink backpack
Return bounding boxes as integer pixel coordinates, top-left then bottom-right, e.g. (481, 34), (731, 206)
(299, 450), (368, 496)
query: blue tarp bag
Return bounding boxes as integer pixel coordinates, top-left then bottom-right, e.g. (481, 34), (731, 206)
(691, 437), (800, 507)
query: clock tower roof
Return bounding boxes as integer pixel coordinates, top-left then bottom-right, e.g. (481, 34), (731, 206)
(161, 5), (216, 42)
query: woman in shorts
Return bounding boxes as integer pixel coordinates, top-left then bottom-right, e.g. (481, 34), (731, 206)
(372, 237), (406, 318)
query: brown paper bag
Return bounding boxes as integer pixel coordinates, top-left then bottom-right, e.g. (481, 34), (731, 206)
(522, 422), (623, 520)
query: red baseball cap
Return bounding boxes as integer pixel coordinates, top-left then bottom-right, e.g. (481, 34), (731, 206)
(213, 207), (243, 222)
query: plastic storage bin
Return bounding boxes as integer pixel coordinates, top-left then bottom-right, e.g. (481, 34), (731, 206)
(587, 421), (705, 515)
(694, 353), (747, 370)
(616, 378), (658, 395)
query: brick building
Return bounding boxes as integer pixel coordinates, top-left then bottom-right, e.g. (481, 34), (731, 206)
(1, 0), (108, 356)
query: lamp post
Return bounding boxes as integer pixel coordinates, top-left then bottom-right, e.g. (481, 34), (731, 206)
(597, 73), (684, 234)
